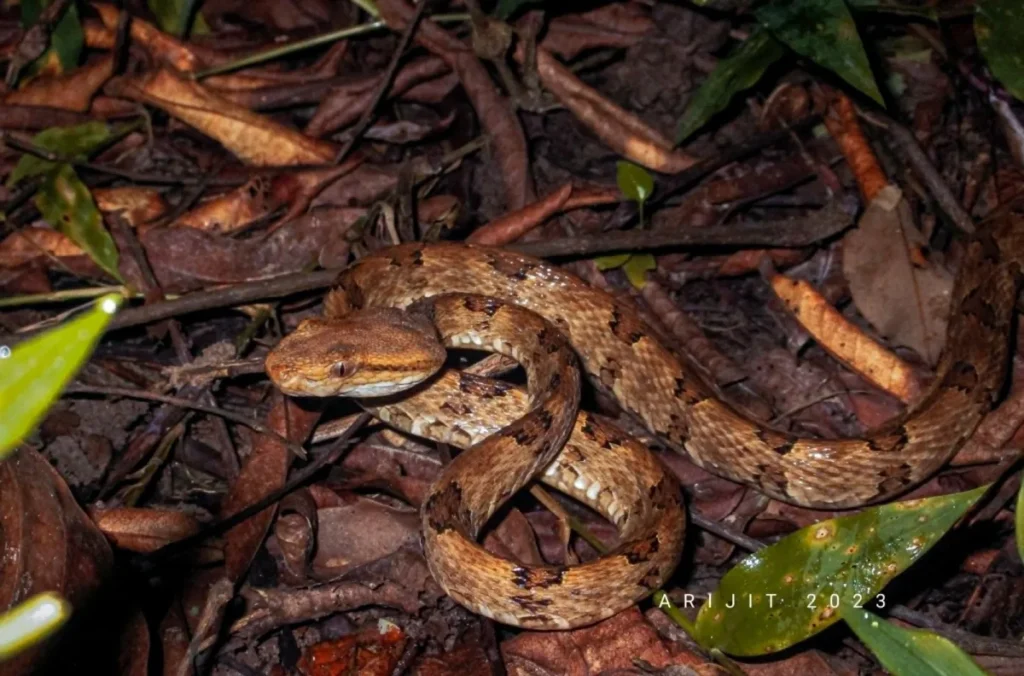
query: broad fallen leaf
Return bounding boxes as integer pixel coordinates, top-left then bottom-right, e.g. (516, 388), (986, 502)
(844, 609), (988, 675)
(843, 185), (953, 365)
(4, 55), (114, 112)
(110, 68), (337, 166)
(691, 485), (988, 656)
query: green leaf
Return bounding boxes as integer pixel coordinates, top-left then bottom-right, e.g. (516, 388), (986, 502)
(676, 27), (786, 143)
(693, 486), (988, 656)
(616, 161), (655, 204)
(846, 0), (937, 19)
(0, 294), (121, 460)
(8, 121), (112, 187)
(976, 0), (1024, 102)
(622, 253), (656, 289)
(494, 0), (544, 20)
(594, 253), (632, 271)
(756, 0), (884, 105)
(1016, 475), (1024, 564)
(35, 164), (122, 281)
(20, 0), (83, 75)
(844, 609), (989, 676)
(147, 0), (201, 37)
(0, 593), (71, 661)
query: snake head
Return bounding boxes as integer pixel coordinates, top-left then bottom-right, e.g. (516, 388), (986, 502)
(265, 307), (446, 398)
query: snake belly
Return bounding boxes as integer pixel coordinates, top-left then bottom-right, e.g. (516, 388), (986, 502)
(332, 206), (1024, 509)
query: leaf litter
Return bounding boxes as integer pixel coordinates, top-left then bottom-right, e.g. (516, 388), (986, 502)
(0, 1), (1022, 675)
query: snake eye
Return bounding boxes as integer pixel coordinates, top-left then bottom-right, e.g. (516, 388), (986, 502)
(331, 362), (355, 379)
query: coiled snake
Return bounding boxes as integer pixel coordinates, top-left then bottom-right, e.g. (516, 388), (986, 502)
(265, 206), (1023, 629)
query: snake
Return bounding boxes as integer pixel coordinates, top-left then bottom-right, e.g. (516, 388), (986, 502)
(264, 204), (1023, 630)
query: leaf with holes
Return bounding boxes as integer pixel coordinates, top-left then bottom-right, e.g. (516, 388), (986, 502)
(0, 294), (121, 459)
(676, 27), (786, 143)
(756, 0), (884, 105)
(8, 121), (112, 187)
(692, 486), (988, 656)
(844, 609), (987, 676)
(976, 0), (1024, 102)
(34, 164), (122, 281)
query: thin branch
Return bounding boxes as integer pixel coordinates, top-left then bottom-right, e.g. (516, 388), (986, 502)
(334, 0), (434, 165)
(64, 385), (308, 459)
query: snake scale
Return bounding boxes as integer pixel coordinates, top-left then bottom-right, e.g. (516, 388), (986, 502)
(265, 204), (1024, 629)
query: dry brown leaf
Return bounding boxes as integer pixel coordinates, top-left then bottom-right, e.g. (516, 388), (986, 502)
(0, 226), (84, 268)
(467, 182), (573, 245)
(412, 644), (493, 676)
(221, 393), (319, 581)
(92, 2), (208, 72)
(501, 607), (717, 675)
(4, 55), (114, 112)
(93, 186), (168, 227)
(309, 496), (420, 580)
(769, 271), (921, 403)
(171, 176), (277, 234)
(843, 184), (953, 364)
(91, 506), (203, 553)
(0, 448), (115, 675)
(109, 69), (337, 166)
(530, 47), (696, 174)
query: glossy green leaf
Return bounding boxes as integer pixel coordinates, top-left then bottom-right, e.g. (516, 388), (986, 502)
(0, 593), (71, 661)
(8, 122), (112, 187)
(976, 0), (1024, 102)
(756, 0), (884, 105)
(693, 485), (988, 656)
(1016, 475), (1024, 564)
(147, 0), (201, 37)
(20, 0), (83, 75)
(594, 253), (632, 271)
(0, 294), (121, 459)
(616, 161), (655, 204)
(844, 609), (988, 676)
(622, 253), (656, 289)
(676, 27), (786, 143)
(35, 164), (122, 281)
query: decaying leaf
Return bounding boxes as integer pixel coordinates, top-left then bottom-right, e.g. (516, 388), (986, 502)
(109, 69), (337, 166)
(843, 185), (953, 365)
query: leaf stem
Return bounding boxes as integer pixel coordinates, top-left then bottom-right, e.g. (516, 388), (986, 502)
(193, 13), (470, 79)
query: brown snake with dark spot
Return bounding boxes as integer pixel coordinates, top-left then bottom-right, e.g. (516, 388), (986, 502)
(265, 204), (1023, 629)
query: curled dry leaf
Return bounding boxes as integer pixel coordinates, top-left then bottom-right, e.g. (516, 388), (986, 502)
(109, 69), (337, 166)
(91, 506), (205, 554)
(4, 54), (114, 112)
(305, 56), (451, 138)
(769, 271), (922, 404)
(0, 448), (114, 675)
(172, 175), (277, 234)
(220, 392), (320, 581)
(529, 47), (697, 174)
(0, 226), (86, 269)
(92, 2), (210, 72)
(824, 90), (888, 203)
(843, 185), (954, 365)
(467, 182), (573, 245)
(540, 2), (654, 59)
(309, 496), (420, 580)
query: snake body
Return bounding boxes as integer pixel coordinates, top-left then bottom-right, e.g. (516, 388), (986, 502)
(265, 206), (1023, 629)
